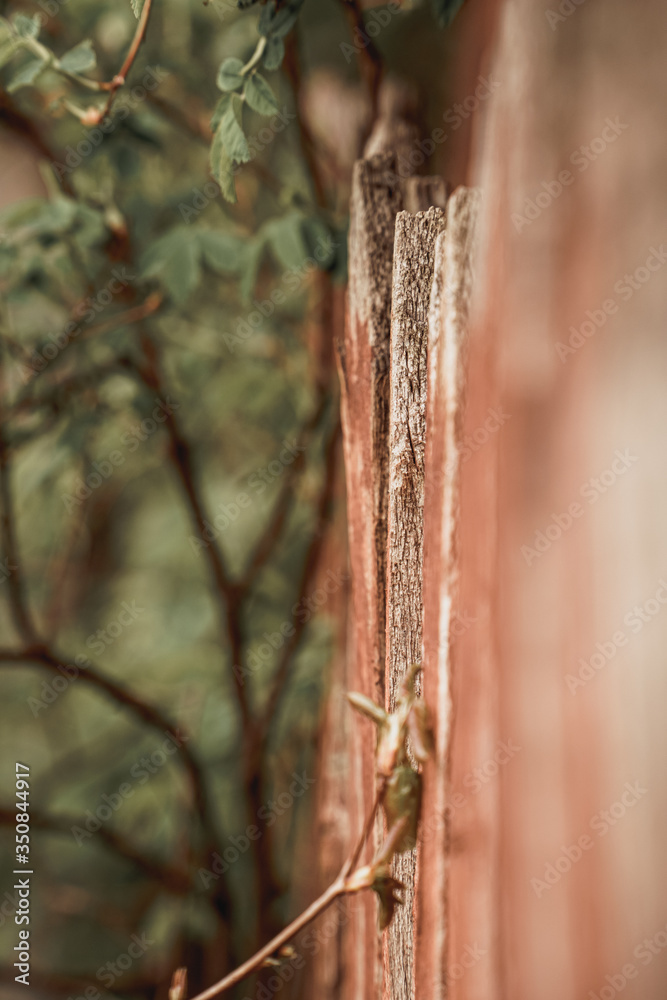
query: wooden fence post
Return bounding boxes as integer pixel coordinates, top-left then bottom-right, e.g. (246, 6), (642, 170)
(337, 145), (480, 999)
(384, 206), (445, 1000)
(337, 153), (403, 1000)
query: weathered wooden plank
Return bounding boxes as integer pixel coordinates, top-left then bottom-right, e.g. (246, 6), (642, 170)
(417, 188), (480, 999)
(337, 153), (404, 1000)
(384, 206), (445, 1000)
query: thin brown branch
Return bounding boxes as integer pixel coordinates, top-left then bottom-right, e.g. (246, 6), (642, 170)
(0, 645), (214, 845)
(259, 419), (341, 739)
(186, 760), (387, 1000)
(6, 294), (162, 410)
(341, 776), (387, 878)
(6, 360), (136, 429)
(96, 0), (156, 122)
(283, 35), (328, 208)
(339, 0), (384, 124)
(237, 393), (330, 595)
(131, 331), (275, 942)
(133, 334), (251, 729)
(0, 806), (191, 893)
(188, 879), (345, 1000)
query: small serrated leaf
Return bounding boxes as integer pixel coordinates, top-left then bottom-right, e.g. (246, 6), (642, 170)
(130, 0), (146, 19)
(262, 35), (284, 72)
(60, 39), (96, 74)
(7, 57), (46, 93)
(431, 0), (467, 26)
(243, 73), (279, 116)
(218, 94), (250, 164)
(216, 56), (244, 92)
(210, 125), (237, 204)
(12, 14), (40, 39)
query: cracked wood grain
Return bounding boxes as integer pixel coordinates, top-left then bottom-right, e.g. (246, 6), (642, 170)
(384, 205), (445, 1000)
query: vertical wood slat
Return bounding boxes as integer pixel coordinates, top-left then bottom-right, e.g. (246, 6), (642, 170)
(384, 207), (445, 1000)
(417, 188), (481, 999)
(446, 187), (500, 1000)
(338, 153), (404, 1000)
(338, 150), (464, 1000)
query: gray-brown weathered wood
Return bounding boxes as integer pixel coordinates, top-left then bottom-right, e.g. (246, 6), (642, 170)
(338, 152), (404, 1000)
(417, 188), (479, 1000)
(384, 206), (445, 1000)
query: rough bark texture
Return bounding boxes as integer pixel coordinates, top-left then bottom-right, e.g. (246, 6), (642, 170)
(417, 190), (480, 1000)
(337, 153), (404, 1000)
(384, 207), (445, 1000)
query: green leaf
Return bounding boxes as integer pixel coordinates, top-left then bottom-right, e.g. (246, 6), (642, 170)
(216, 56), (244, 92)
(210, 125), (237, 204)
(130, 0), (146, 18)
(431, 0), (467, 26)
(258, 0), (304, 39)
(243, 73), (279, 116)
(210, 96), (228, 132)
(370, 868), (405, 931)
(383, 766), (421, 853)
(12, 14), (40, 39)
(197, 231), (245, 275)
(262, 35), (284, 72)
(7, 57), (46, 93)
(347, 691), (387, 726)
(258, 1), (275, 36)
(59, 39), (96, 74)
(264, 212), (309, 272)
(141, 228), (201, 306)
(218, 94), (250, 164)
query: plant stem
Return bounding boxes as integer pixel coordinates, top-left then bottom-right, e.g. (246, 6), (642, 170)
(186, 770), (388, 999)
(241, 36), (267, 76)
(342, 776), (386, 878)
(187, 879), (345, 1000)
(97, 0), (155, 119)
